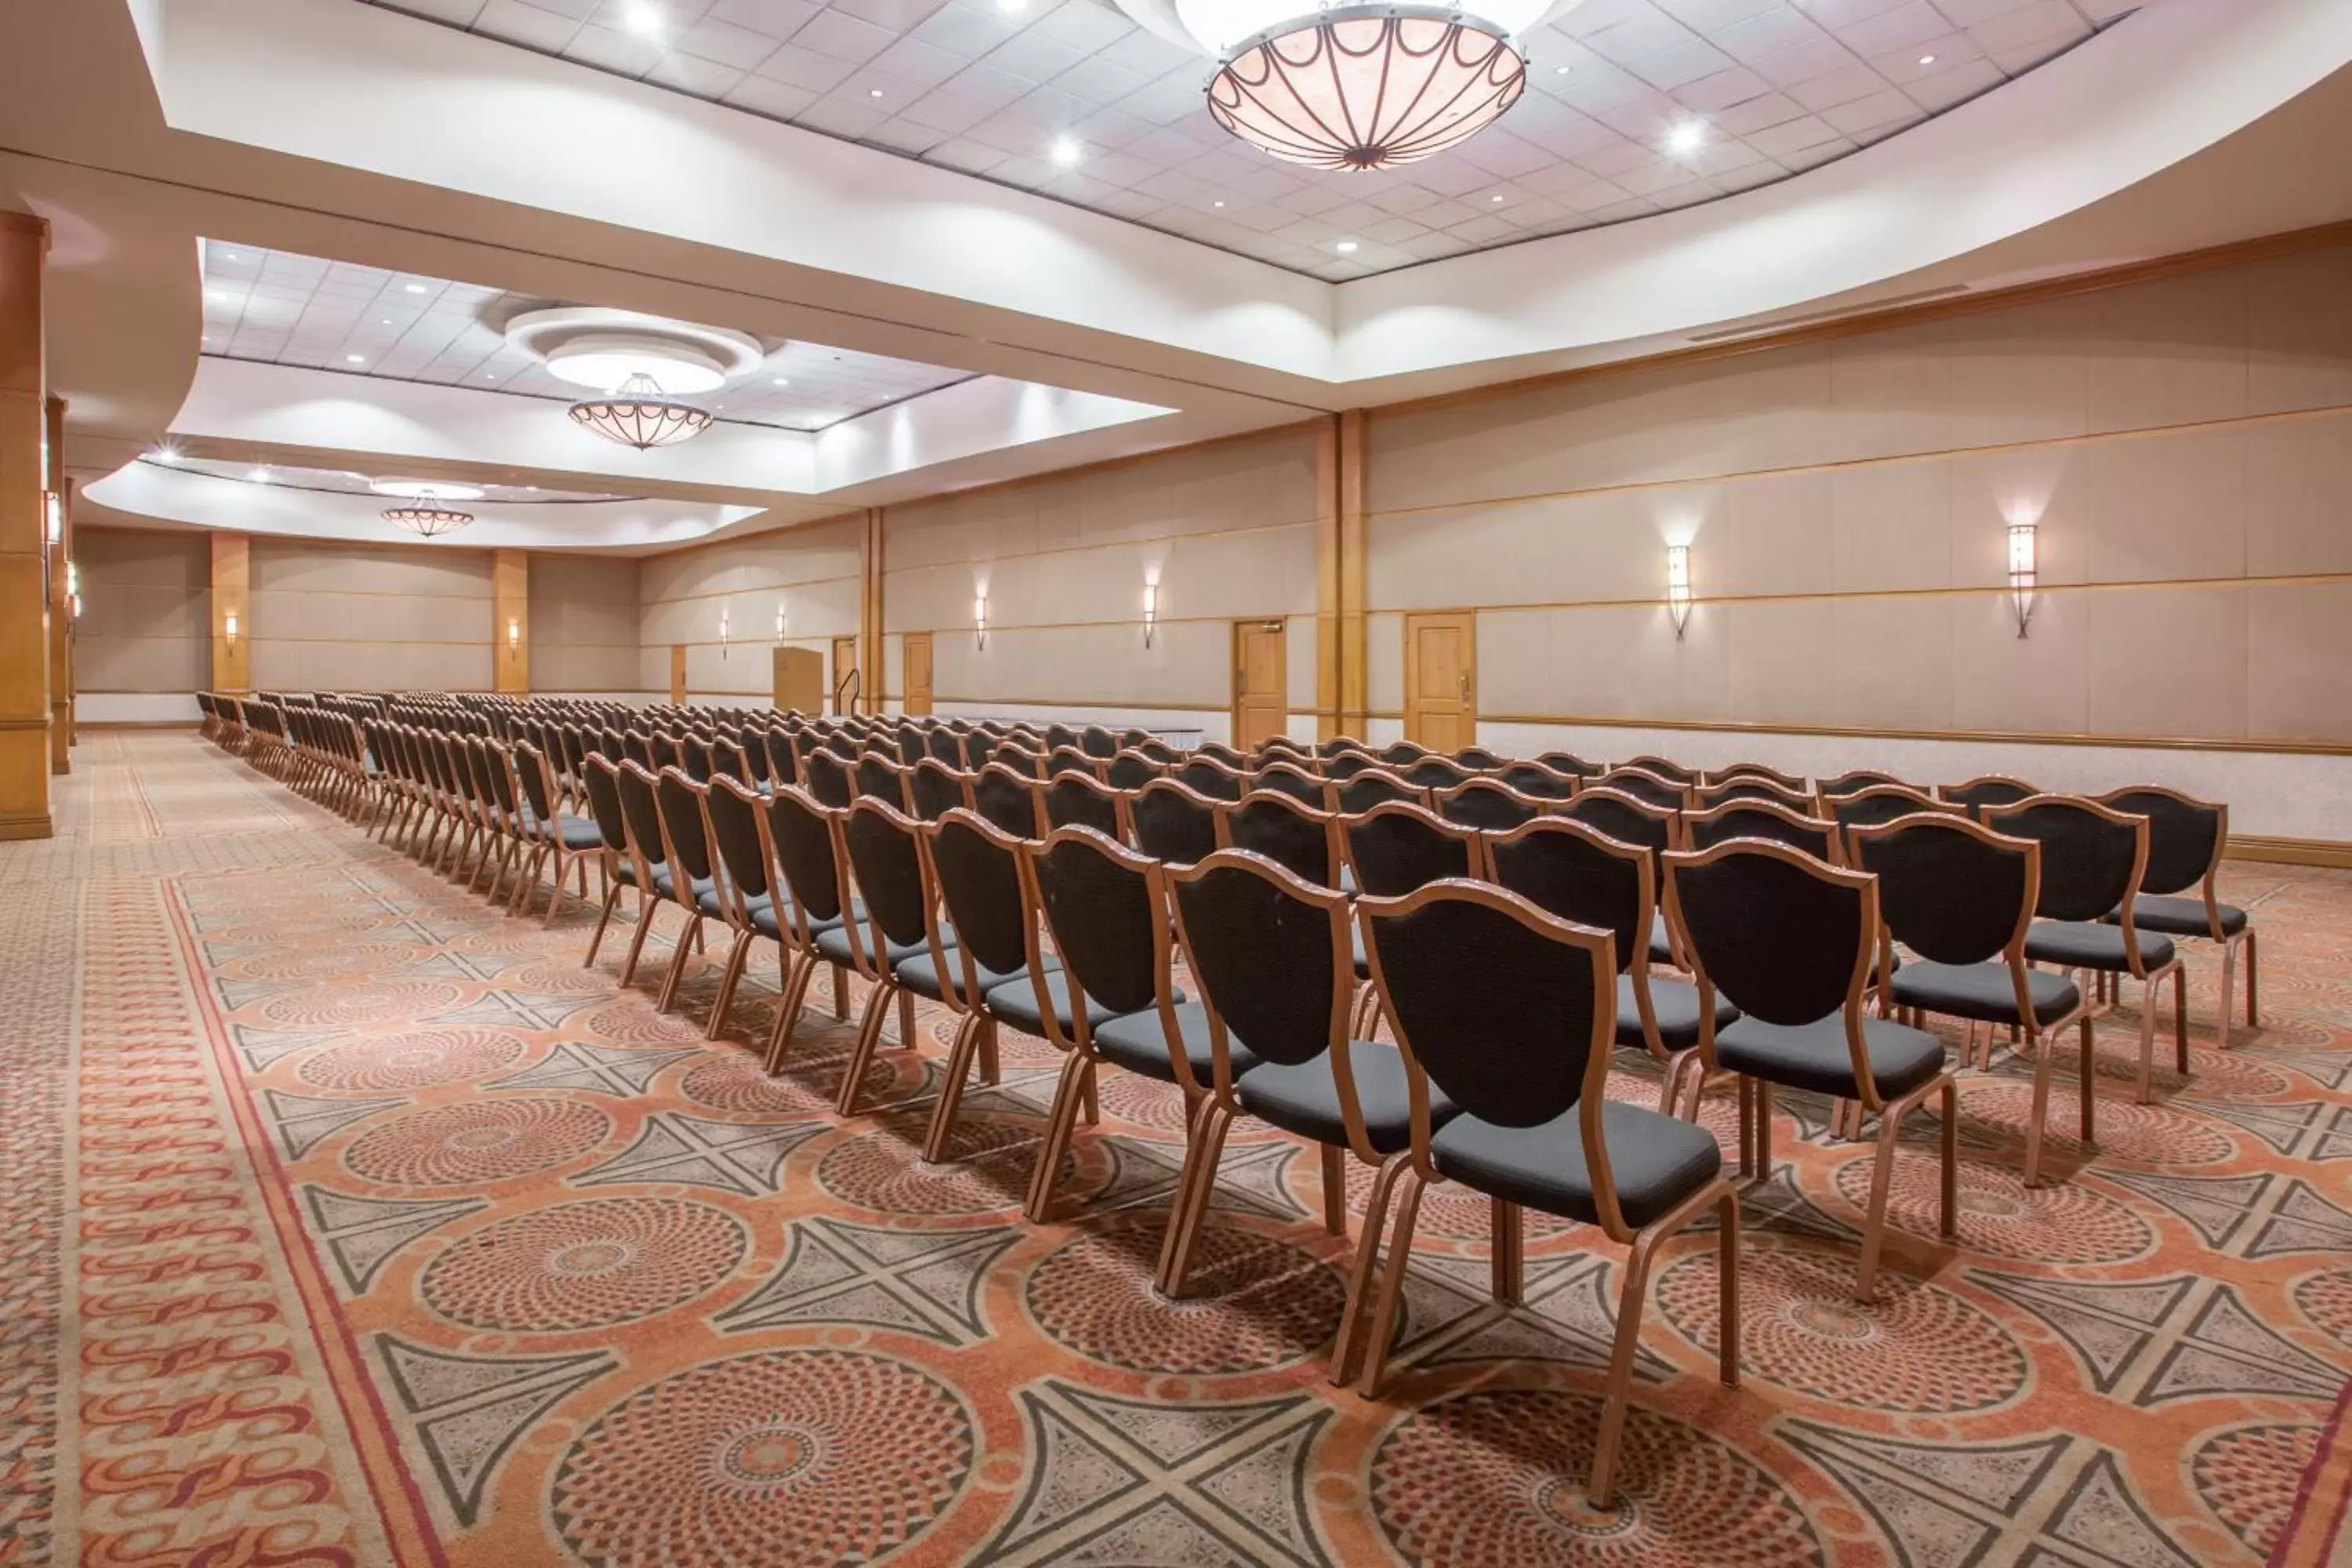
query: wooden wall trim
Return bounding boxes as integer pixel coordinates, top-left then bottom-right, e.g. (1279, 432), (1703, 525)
(1368, 572), (2352, 619)
(859, 507), (884, 717)
(2226, 834), (2352, 869)
(1465, 711), (2352, 759)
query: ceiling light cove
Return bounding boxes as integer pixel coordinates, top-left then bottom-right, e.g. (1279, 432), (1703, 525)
(506, 307), (766, 394)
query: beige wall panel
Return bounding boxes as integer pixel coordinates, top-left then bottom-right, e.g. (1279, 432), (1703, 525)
(78, 635), (206, 695)
(78, 579), (207, 642)
(1946, 294), (2095, 448)
(1830, 459), (1953, 595)
(933, 619), (1228, 709)
(886, 489), (1043, 572)
(251, 587), (492, 645)
(531, 642), (641, 693)
(1719, 468), (1833, 600)
(2083, 266), (2249, 437)
(638, 521), (862, 601)
(1468, 608), (1551, 716)
(1823, 316), (1955, 463)
(1722, 599), (1841, 728)
(252, 640), (488, 692)
(638, 575), (858, 647)
(249, 542), (492, 600)
(2245, 247), (2352, 416)
(1539, 604), (1729, 723)
(1366, 609), (1403, 714)
(2245, 580), (2352, 742)
(1368, 485), (1719, 612)
(2077, 424), (2246, 585)
(1948, 589), (2092, 736)
(1831, 595), (1955, 730)
(531, 594), (639, 649)
(1947, 443), (2089, 590)
(684, 639), (792, 698)
(2084, 584), (2247, 740)
(531, 553), (641, 605)
(2243, 413), (2352, 579)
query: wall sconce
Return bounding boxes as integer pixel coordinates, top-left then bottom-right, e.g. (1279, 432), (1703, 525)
(1666, 545), (1693, 639)
(45, 492), (62, 545)
(2007, 522), (2038, 637)
(1143, 580), (1158, 648)
(975, 593), (989, 652)
(66, 561), (79, 621)
(223, 612), (238, 644)
(506, 616), (521, 652)
(718, 604), (731, 659)
(774, 604), (787, 642)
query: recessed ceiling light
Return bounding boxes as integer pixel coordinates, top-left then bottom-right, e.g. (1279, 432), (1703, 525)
(249, 468), (273, 485)
(999, 0), (1025, 13)
(1212, 199), (1225, 207)
(1555, 64), (1569, 74)
(1490, 193), (1504, 202)
(1334, 239), (1359, 253)
(1918, 53), (1936, 65)
(868, 87), (883, 97)
(404, 283), (426, 293)
(152, 447), (181, 463)
(772, 376), (790, 386)
(621, 1), (662, 35)
(347, 354), (367, 364)
(205, 289), (235, 303)
(1666, 119), (1707, 156)
(1050, 136), (1083, 166)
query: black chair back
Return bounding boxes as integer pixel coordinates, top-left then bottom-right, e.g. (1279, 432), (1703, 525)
(1686, 797), (1839, 862)
(856, 753), (910, 809)
(1249, 760), (1325, 804)
(1984, 796), (2147, 925)
(656, 768), (717, 883)
(909, 758), (969, 822)
(1436, 777), (1541, 831)
(1667, 842), (1870, 1026)
(972, 762), (1044, 838)
(1173, 757), (1244, 801)
(581, 756), (631, 855)
(1130, 779), (1221, 866)
(706, 776), (771, 903)
(1853, 814), (2034, 967)
(1487, 817), (1647, 976)
(843, 798), (934, 951)
(1342, 800), (1476, 898)
(1105, 750), (1163, 791)
(1043, 771), (1123, 837)
(1028, 827), (1166, 1018)
(1219, 791), (1338, 887)
(764, 785), (848, 926)
(803, 750), (855, 808)
(1621, 753), (1694, 785)
(1171, 851), (1351, 1071)
(1937, 775), (2038, 818)
(924, 810), (1032, 986)
(1496, 761), (1579, 801)
(1560, 787), (1675, 859)
(615, 763), (673, 885)
(1594, 767), (1686, 812)
(1329, 767), (1425, 815)
(2100, 786), (2223, 898)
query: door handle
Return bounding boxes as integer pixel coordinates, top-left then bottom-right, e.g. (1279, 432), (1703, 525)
(1457, 672), (1468, 701)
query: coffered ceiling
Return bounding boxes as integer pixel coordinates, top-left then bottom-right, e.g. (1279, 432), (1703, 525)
(354, 0), (2136, 279)
(200, 241), (978, 428)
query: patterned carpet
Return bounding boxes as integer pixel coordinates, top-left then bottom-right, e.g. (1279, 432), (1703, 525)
(8, 731), (2352, 1567)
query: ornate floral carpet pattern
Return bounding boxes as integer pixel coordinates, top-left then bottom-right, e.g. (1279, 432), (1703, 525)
(8, 731), (2352, 1566)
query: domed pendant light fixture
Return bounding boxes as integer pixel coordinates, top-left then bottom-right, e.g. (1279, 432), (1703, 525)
(567, 372), (715, 450)
(1208, 4), (1526, 171)
(376, 478), (479, 539)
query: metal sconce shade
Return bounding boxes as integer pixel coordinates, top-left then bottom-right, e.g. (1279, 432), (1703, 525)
(507, 617), (521, 651)
(975, 593), (989, 651)
(1666, 545), (1693, 638)
(1143, 581), (1158, 648)
(223, 612), (238, 643)
(2007, 523), (2038, 637)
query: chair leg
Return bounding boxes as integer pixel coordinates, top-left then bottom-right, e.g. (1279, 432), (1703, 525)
(831, 964), (848, 1021)
(2136, 973), (2159, 1105)
(1320, 1143), (1347, 1236)
(619, 891), (659, 986)
(705, 930), (754, 1041)
(1490, 1199), (1523, 1305)
(1355, 1171), (1428, 1398)
(583, 878), (622, 967)
(2216, 935), (2238, 1051)
(763, 951), (820, 1072)
(2245, 930), (2259, 1025)
(897, 988), (917, 1050)
(1754, 1077), (1774, 1177)
(1022, 1051), (1096, 1225)
(1331, 1153), (1408, 1388)
(1588, 1228), (1664, 1510)
(1939, 1077), (1958, 1240)
(2172, 965), (2188, 1076)
(2023, 1027), (2053, 1189)
(1715, 1188), (1741, 1390)
(1154, 1097), (1234, 1298)
(921, 1012), (986, 1163)
(832, 979), (896, 1116)
(654, 912), (699, 1013)
(1736, 1075), (1755, 1178)
(1853, 1102), (1904, 1303)
(2078, 1014), (2096, 1143)
(978, 1018), (1000, 1084)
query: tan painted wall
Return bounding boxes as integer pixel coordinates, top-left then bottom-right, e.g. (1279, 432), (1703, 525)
(882, 429), (1322, 742)
(637, 515), (862, 705)
(247, 538), (493, 691)
(74, 527), (210, 711)
(529, 552), (641, 696)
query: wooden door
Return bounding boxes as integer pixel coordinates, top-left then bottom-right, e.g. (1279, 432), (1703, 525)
(902, 632), (934, 717)
(1231, 619), (1287, 750)
(1403, 612), (1475, 753)
(830, 636), (860, 714)
(668, 644), (688, 706)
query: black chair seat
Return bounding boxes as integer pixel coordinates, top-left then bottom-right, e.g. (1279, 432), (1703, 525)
(1432, 1102), (1722, 1229)
(2024, 920), (2176, 974)
(985, 976), (1120, 1039)
(894, 949), (1058, 1004)
(1238, 1040), (1455, 1155)
(2106, 895), (2246, 938)
(815, 924), (955, 969)
(1892, 960), (2080, 1026)
(1648, 912), (1674, 966)
(1715, 1015), (1945, 1101)
(695, 883), (764, 919)
(1093, 999), (1247, 1085)
(1623, 973), (1737, 1051)
(522, 810), (603, 851)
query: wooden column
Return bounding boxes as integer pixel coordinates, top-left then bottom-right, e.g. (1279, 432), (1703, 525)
(45, 395), (71, 769)
(493, 548), (529, 694)
(210, 532), (250, 694)
(859, 507), (884, 715)
(1315, 411), (1370, 742)
(0, 212), (52, 840)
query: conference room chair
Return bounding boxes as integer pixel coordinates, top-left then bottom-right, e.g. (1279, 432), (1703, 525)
(971, 761), (1047, 838)
(1193, 741), (1249, 768)
(1821, 783), (1953, 859)
(2098, 786), (2257, 1047)
(1377, 740), (1428, 767)
(1326, 767), (1427, 816)
(1820, 768), (1909, 798)
(1155, 851), (1381, 1303)
(1559, 786), (1679, 964)
(1987, 795), (2187, 1105)
(1400, 756), (1472, 791)
(1352, 880), (1738, 1510)
(1047, 744), (1099, 779)
(577, 757), (644, 968)
(1696, 775), (1814, 811)
(1854, 812), (2089, 1186)
(1664, 839), (1956, 1300)
(1133, 738), (1181, 765)
(759, 784), (859, 1069)
(1045, 723), (1080, 753)
(610, 761), (687, 990)
(830, 798), (966, 1115)
(1435, 776), (1544, 831)
(1706, 760), (1808, 792)
(1071, 725), (1116, 760)
(1317, 735), (1370, 759)
(856, 752), (913, 810)
(1104, 750), (1165, 791)
(511, 741), (604, 924)
(1535, 750), (1601, 778)
(1938, 775), (2041, 819)
(1322, 749), (1379, 781)
(649, 768), (730, 1016)
(1248, 759), (1327, 804)
(702, 775), (786, 1041)
(1007, 826), (1194, 1223)
(1341, 800), (1478, 899)
(1173, 754), (1246, 801)
(913, 809), (1062, 1160)
(925, 728), (964, 768)
(1486, 816), (1739, 1105)
(1218, 789), (1343, 887)
(1593, 765), (1690, 813)
(908, 758), (971, 822)
(803, 750), (855, 808)
(1494, 760), (1580, 802)
(1127, 778), (1222, 866)
(1041, 770), (1124, 837)
(1685, 797), (1842, 862)
(991, 741), (1045, 778)
(1454, 746), (1504, 769)
(1619, 753), (1696, 785)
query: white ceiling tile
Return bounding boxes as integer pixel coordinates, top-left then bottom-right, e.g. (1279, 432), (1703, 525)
(380, 0), (488, 24)
(1025, 0), (1131, 53)
(721, 69), (819, 115)
(1745, 32), (1853, 85)
(1817, 85), (1916, 132)
(866, 34), (967, 84)
(752, 39), (859, 89)
(647, 50), (745, 94)
(1579, 10), (1702, 66)
(704, 0), (817, 32)
(1623, 37), (1737, 90)
(793, 8), (899, 60)
(797, 93), (891, 132)
(980, 28), (1088, 81)
(1672, 63), (1773, 111)
(1786, 61), (1886, 110)
(1793, 0), (1911, 24)
(1831, 0), (1947, 53)
(677, 13), (782, 63)
(828, 0), (946, 30)
(1709, 86), (1804, 132)
(564, 22), (664, 71)
(1965, 0), (2084, 53)
(1904, 53), (2002, 109)
(1744, 111), (1841, 154)
(1051, 53), (1150, 103)
(474, 0), (586, 51)
(906, 2), (1018, 56)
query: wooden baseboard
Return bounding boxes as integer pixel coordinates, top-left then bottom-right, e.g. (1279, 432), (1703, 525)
(77, 720), (201, 731)
(0, 813), (54, 841)
(2225, 835), (2352, 869)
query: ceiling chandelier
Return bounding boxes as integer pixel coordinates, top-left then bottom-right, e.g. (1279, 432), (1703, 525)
(1208, 4), (1526, 171)
(376, 478), (478, 538)
(567, 372), (716, 450)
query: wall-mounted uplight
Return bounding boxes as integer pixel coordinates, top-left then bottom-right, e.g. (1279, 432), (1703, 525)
(506, 616), (521, 652)
(66, 561), (78, 619)
(2007, 522), (2038, 637)
(45, 492), (62, 545)
(718, 604), (731, 659)
(975, 592), (989, 652)
(1143, 580), (1159, 648)
(1666, 544), (1693, 638)
(223, 612), (239, 644)
(774, 604), (787, 642)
